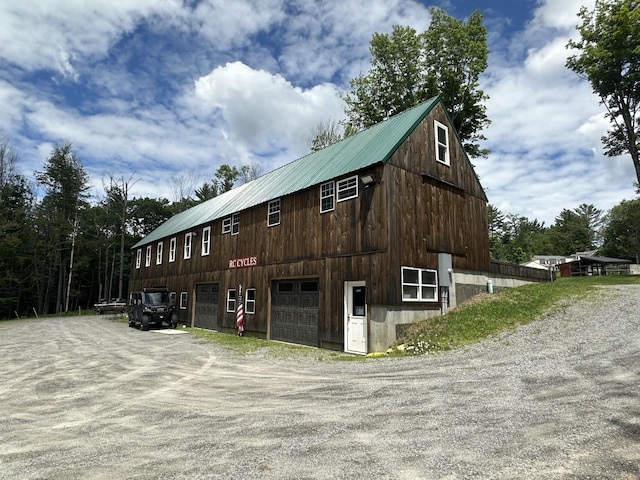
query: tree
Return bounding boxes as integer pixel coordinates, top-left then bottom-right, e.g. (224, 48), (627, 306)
(128, 197), (173, 239)
(343, 9), (490, 158)
(487, 204), (507, 260)
(547, 204), (603, 255)
(566, 0), (640, 185)
(34, 142), (89, 313)
(574, 203), (603, 248)
(169, 171), (200, 213)
(599, 198), (640, 262)
(0, 139), (35, 318)
(103, 174), (137, 300)
(309, 119), (345, 152)
(239, 163), (262, 184)
(0, 134), (19, 190)
(194, 164), (247, 204)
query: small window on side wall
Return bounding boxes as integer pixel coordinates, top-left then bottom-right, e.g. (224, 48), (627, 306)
(222, 217), (231, 234)
(231, 213), (239, 235)
(320, 181), (335, 213)
(180, 292), (187, 309)
(184, 232), (192, 259)
(401, 266), (438, 302)
(267, 199), (280, 227)
(169, 237), (176, 262)
(156, 241), (163, 265)
(202, 226), (211, 256)
(337, 176), (358, 202)
(135, 249), (141, 269)
(434, 120), (450, 166)
(245, 288), (256, 314)
(145, 245), (152, 267)
(227, 289), (236, 312)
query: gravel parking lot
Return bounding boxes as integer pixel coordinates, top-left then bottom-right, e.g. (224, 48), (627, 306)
(0, 284), (639, 479)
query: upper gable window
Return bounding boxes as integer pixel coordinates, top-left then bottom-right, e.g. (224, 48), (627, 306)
(169, 237), (176, 262)
(337, 176), (358, 202)
(267, 199), (280, 227)
(135, 249), (141, 269)
(434, 120), (450, 166)
(184, 232), (192, 259)
(320, 181), (335, 213)
(145, 245), (152, 267)
(156, 241), (163, 265)
(201, 226), (211, 256)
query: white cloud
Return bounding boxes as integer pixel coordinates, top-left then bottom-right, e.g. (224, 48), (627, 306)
(0, 0), (182, 76)
(477, 0), (635, 224)
(194, 61), (344, 156)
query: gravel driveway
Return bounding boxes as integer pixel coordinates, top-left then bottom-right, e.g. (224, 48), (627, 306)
(0, 284), (639, 479)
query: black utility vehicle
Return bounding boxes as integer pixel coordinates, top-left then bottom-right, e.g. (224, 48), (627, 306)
(128, 287), (178, 331)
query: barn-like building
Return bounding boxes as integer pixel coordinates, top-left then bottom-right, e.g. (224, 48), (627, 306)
(130, 96), (495, 353)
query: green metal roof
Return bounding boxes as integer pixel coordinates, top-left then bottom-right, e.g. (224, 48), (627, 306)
(133, 97), (439, 248)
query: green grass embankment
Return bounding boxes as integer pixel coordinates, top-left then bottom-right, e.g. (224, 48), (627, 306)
(391, 275), (640, 355)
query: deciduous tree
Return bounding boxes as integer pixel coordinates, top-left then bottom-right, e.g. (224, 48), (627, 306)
(343, 8), (490, 158)
(566, 0), (640, 185)
(599, 198), (640, 262)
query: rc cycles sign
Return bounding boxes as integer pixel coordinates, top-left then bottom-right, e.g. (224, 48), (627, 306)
(228, 256), (258, 269)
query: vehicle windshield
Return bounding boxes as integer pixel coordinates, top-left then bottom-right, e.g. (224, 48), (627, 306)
(143, 292), (170, 305)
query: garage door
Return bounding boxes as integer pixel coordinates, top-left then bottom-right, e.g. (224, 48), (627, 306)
(194, 283), (219, 330)
(271, 279), (319, 347)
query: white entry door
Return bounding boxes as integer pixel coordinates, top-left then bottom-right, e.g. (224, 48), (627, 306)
(344, 281), (367, 354)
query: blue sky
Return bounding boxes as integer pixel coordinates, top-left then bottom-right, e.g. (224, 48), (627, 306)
(0, 0), (635, 225)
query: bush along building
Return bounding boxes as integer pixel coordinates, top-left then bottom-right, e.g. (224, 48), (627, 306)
(130, 96), (544, 353)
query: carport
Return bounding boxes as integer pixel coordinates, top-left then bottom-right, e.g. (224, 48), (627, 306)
(560, 255), (631, 276)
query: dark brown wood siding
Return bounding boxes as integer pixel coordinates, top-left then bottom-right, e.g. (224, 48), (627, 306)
(385, 103), (490, 296)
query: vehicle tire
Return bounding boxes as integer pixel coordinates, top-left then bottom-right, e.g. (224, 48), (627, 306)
(171, 320), (178, 329)
(128, 320), (136, 328)
(141, 316), (150, 331)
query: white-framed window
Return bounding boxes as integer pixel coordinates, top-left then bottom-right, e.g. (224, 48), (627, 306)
(267, 199), (280, 227)
(337, 175), (358, 202)
(156, 241), (163, 265)
(320, 181), (335, 213)
(201, 226), (211, 256)
(245, 288), (256, 314)
(231, 213), (239, 235)
(434, 120), (450, 166)
(169, 237), (176, 262)
(180, 292), (187, 310)
(145, 245), (152, 267)
(401, 266), (438, 302)
(135, 248), (141, 269)
(226, 289), (236, 312)
(222, 217), (231, 234)
(184, 232), (192, 259)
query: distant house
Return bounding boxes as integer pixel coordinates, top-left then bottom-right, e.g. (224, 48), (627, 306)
(522, 255), (572, 271)
(130, 97), (544, 353)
